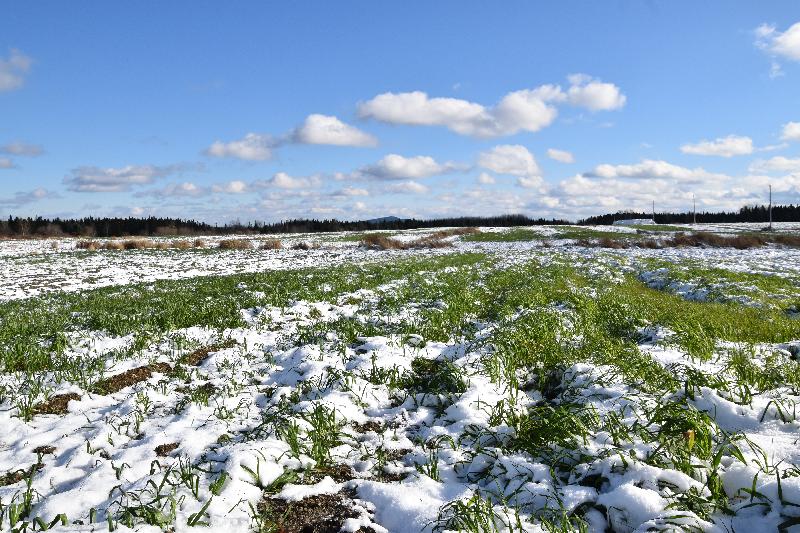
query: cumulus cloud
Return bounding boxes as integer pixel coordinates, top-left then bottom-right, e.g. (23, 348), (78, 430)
(331, 186), (369, 197)
(0, 141), (44, 157)
(782, 121), (800, 141)
(680, 135), (754, 157)
(749, 156), (800, 174)
(64, 164), (189, 192)
(756, 22), (800, 61)
(0, 187), (59, 207)
(565, 73), (627, 111)
(205, 133), (274, 161)
(755, 22), (800, 76)
(0, 157), (14, 169)
(359, 154), (459, 180)
(0, 49), (32, 92)
(267, 172), (321, 189)
(588, 159), (728, 184)
(478, 145), (541, 178)
(135, 182), (208, 198)
(477, 172), (496, 185)
(211, 180), (249, 194)
(292, 114), (377, 147)
(358, 76), (625, 138)
(387, 180), (429, 194)
(517, 176), (546, 190)
(546, 148), (575, 163)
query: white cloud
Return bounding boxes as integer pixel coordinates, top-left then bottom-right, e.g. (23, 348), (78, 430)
(0, 187), (58, 207)
(64, 164), (185, 192)
(749, 156), (800, 174)
(477, 172), (496, 185)
(517, 176), (546, 190)
(135, 182), (208, 198)
(680, 135), (754, 157)
(756, 22), (800, 62)
(782, 121), (800, 141)
(205, 133), (274, 161)
(267, 172), (321, 189)
(212, 180), (248, 194)
(0, 141), (44, 157)
(332, 186), (369, 197)
(0, 49), (32, 92)
(546, 148), (575, 163)
(589, 159), (728, 184)
(565, 74), (626, 111)
(292, 114), (377, 147)
(358, 76), (624, 138)
(360, 154), (459, 180)
(478, 145), (540, 178)
(387, 180), (429, 194)
(0, 157), (14, 169)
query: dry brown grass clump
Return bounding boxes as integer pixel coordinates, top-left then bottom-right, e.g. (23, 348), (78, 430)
(360, 233), (405, 250)
(172, 240), (192, 250)
(76, 240), (100, 251)
(360, 233), (452, 250)
(193, 238), (207, 248)
(218, 239), (253, 250)
(259, 239), (282, 250)
(429, 227), (481, 238)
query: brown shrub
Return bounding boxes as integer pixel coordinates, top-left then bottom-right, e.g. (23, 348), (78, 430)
(193, 239), (206, 248)
(172, 240), (192, 250)
(291, 241), (312, 250)
(773, 234), (800, 247)
(259, 239), (282, 250)
(218, 239), (253, 250)
(637, 239), (662, 249)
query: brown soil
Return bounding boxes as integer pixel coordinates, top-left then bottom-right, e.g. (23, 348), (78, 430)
(352, 420), (383, 434)
(93, 362), (172, 394)
(154, 443), (179, 456)
(0, 463), (43, 487)
(32, 392), (81, 415)
(180, 341), (236, 366)
(259, 489), (374, 533)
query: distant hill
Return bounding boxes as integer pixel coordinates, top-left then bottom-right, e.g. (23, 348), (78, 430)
(365, 216), (406, 224)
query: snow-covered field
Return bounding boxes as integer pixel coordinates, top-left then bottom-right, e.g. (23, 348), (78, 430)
(1, 226), (799, 532)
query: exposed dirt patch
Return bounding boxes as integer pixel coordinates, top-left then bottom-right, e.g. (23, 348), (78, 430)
(0, 463), (44, 487)
(32, 392), (81, 415)
(180, 341), (236, 366)
(352, 420), (383, 434)
(259, 488), (374, 533)
(154, 442), (179, 457)
(303, 464), (356, 484)
(93, 362), (172, 394)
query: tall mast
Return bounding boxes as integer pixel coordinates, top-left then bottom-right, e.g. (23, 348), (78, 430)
(769, 184), (773, 230)
(692, 193), (696, 225)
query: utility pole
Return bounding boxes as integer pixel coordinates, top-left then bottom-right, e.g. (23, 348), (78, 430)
(652, 200), (655, 224)
(769, 184), (773, 231)
(693, 194), (696, 225)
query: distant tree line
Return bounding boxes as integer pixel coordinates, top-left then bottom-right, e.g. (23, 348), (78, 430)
(579, 204), (800, 225)
(0, 213), (569, 238)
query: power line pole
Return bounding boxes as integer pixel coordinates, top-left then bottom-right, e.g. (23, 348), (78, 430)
(769, 184), (773, 231)
(692, 194), (697, 225)
(652, 200), (655, 223)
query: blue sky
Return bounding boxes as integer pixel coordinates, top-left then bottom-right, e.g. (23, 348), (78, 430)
(2, 2), (800, 222)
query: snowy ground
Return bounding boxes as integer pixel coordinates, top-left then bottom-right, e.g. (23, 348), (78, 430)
(1, 226), (799, 532)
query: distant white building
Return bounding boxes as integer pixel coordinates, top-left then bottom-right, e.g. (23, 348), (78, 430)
(613, 218), (655, 226)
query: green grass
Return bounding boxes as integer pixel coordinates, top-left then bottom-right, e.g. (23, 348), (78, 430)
(0, 253), (485, 372)
(463, 228), (544, 242)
